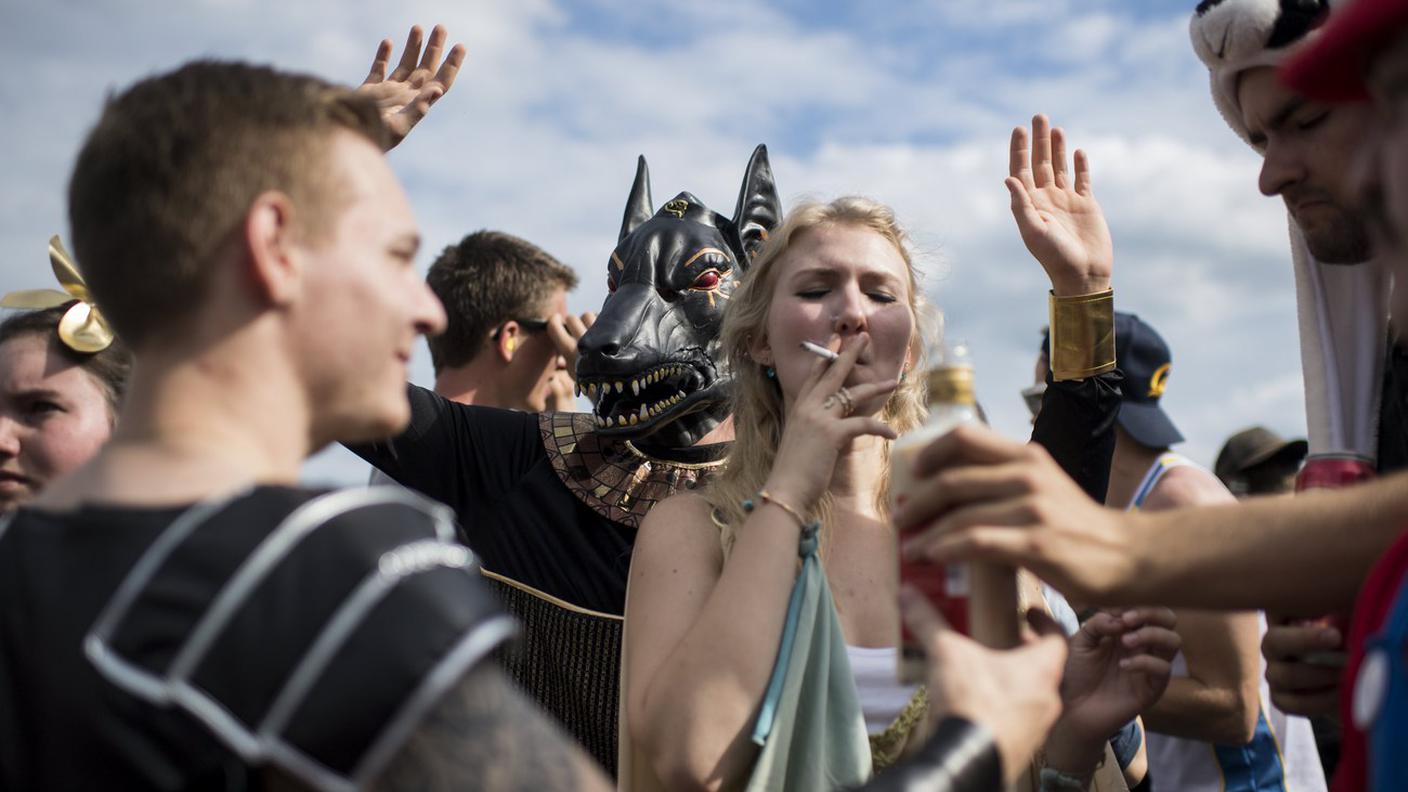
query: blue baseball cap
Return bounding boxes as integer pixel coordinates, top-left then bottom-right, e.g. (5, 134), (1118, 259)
(1041, 311), (1184, 448)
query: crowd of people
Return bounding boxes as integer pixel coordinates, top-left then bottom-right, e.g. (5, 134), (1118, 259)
(3, 0), (1408, 790)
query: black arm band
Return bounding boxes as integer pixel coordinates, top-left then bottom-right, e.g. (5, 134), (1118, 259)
(852, 716), (1003, 792)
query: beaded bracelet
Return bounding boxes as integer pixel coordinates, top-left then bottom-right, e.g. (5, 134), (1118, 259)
(742, 489), (811, 530)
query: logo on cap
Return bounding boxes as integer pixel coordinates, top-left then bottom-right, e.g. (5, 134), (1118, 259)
(1148, 363), (1171, 398)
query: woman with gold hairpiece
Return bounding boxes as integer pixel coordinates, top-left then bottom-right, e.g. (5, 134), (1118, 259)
(0, 238), (130, 512)
(620, 119), (1181, 791)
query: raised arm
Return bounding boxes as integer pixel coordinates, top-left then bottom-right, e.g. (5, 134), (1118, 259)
(1009, 114), (1122, 502)
(355, 25), (465, 151)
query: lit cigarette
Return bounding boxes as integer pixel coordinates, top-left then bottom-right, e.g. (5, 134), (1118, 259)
(800, 340), (839, 361)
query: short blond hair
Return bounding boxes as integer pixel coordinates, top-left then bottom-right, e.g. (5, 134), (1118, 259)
(68, 60), (389, 348)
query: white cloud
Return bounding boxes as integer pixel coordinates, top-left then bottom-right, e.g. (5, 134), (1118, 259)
(0, 0), (1313, 486)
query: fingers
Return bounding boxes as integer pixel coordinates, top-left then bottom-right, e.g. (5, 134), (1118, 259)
(1074, 149), (1092, 195)
(843, 378), (899, 408)
(900, 583), (951, 641)
(580, 311), (598, 328)
(1269, 687), (1341, 717)
(389, 26), (424, 83)
(1023, 607), (1065, 639)
(1032, 114), (1055, 188)
(1009, 126), (1035, 190)
(1005, 177), (1044, 237)
(1051, 127), (1069, 189)
(902, 499), (1039, 562)
(418, 23), (447, 74)
(815, 333), (868, 395)
(430, 43), (466, 95)
(1265, 659), (1342, 692)
(912, 422), (1032, 478)
(1119, 624), (1182, 660)
(364, 39), (393, 85)
(834, 415), (900, 442)
(1262, 623), (1342, 660)
(546, 316), (578, 359)
(892, 459), (1036, 533)
(1118, 654), (1173, 677)
(1117, 606), (1178, 632)
(543, 371), (575, 412)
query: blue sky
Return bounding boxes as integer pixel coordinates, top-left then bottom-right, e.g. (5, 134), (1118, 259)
(0, 0), (1304, 485)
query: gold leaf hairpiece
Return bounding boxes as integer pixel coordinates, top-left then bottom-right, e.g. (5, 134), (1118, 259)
(0, 236), (114, 353)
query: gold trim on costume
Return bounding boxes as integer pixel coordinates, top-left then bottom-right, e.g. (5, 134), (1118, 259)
(479, 568), (624, 622)
(869, 685), (929, 770)
(539, 412), (725, 528)
(1047, 288), (1116, 382)
(623, 440), (726, 471)
(680, 247), (729, 269)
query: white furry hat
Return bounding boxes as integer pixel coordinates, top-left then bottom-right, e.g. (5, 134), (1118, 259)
(1190, 0), (1331, 140)
(1190, 0), (1388, 472)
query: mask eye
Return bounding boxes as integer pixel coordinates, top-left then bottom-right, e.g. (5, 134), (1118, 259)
(607, 275), (618, 293)
(691, 270), (722, 291)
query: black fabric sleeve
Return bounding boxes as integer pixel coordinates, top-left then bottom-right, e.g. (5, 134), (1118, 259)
(345, 384), (543, 508)
(1030, 369), (1123, 504)
(850, 716), (1003, 791)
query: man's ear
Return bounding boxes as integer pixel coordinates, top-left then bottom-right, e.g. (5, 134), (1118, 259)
(244, 191), (302, 306)
(496, 321), (520, 364)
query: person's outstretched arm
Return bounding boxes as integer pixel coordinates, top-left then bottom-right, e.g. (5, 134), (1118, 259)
(896, 423), (1408, 612)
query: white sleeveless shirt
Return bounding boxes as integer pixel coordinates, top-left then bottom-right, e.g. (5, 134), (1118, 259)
(1131, 453), (1326, 792)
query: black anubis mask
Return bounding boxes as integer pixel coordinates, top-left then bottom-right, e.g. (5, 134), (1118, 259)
(577, 145), (781, 448)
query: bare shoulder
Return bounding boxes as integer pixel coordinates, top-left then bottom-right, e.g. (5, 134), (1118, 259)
(1144, 464), (1234, 511)
(371, 662), (611, 792)
(634, 492), (725, 568)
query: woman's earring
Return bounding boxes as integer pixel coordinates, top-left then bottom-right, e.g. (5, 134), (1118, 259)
(765, 366), (776, 379)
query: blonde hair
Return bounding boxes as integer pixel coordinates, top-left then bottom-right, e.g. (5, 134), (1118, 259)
(706, 196), (935, 554)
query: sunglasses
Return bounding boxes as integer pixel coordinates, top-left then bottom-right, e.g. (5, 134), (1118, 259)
(1021, 383), (1047, 417)
(491, 317), (551, 340)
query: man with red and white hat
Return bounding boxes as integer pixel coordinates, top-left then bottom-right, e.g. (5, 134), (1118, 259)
(1190, 0), (1403, 745)
(1282, 3), (1408, 788)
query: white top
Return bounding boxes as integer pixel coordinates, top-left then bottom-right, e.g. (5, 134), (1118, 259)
(845, 644), (920, 735)
(1131, 454), (1326, 792)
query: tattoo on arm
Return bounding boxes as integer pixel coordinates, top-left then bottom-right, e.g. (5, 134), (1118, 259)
(371, 663), (612, 792)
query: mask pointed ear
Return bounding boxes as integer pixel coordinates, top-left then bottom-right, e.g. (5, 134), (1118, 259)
(619, 155), (654, 242)
(731, 144), (781, 266)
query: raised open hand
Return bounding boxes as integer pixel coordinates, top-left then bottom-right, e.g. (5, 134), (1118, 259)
(358, 25), (465, 151)
(1006, 114), (1113, 297)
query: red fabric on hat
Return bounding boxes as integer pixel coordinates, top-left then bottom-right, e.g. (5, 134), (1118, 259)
(1282, 0), (1408, 103)
(1333, 525), (1408, 792)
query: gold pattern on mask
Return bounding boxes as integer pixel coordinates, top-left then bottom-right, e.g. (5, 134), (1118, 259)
(664, 199), (689, 219)
(0, 236), (115, 354)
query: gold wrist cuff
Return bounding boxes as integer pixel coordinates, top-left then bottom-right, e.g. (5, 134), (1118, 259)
(1048, 289), (1115, 381)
